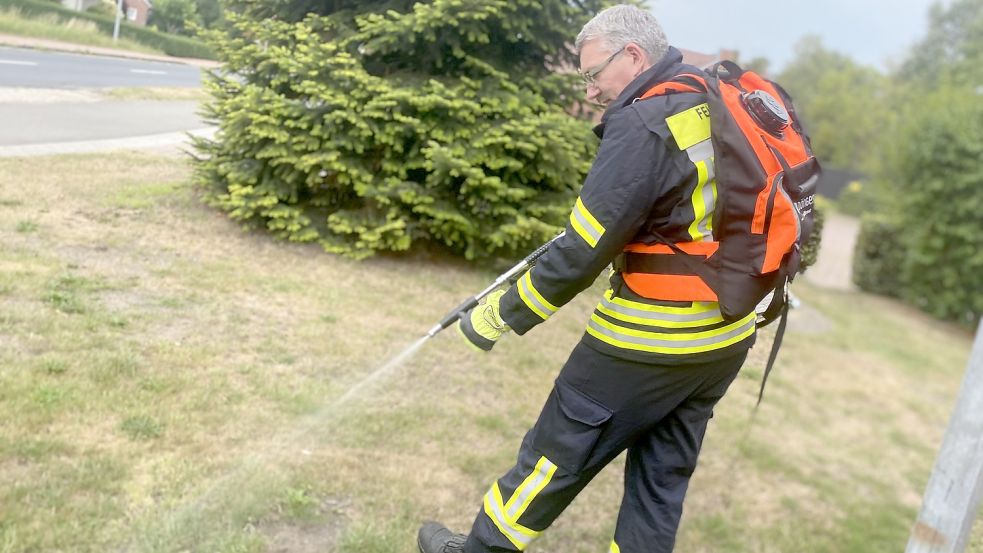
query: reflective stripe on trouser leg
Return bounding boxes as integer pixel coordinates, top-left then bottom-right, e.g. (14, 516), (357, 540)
(466, 374), (616, 553)
(480, 456), (557, 549)
(466, 434), (602, 552)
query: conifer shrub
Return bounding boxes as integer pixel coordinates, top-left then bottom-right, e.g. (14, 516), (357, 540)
(193, 1), (604, 260)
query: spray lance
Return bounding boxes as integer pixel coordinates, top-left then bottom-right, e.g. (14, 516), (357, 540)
(424, 232), (565, 339)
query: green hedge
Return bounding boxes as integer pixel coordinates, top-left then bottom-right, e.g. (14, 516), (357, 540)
(853, 213), (905, 298)
(0, 0), (215, 59)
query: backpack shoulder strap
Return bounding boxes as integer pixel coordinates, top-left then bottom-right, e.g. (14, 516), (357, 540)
(708, 60), (744, 79)
(639, 73), (708, 100)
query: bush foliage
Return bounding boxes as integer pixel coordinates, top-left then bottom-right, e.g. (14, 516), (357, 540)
(193, 1), (604, 260)
(853, 85), (983, 325)
(799, 203), (823, 272)
(852, 213), (905, 299)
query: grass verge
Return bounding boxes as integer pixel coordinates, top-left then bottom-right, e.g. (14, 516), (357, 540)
(0, 7), (161, 54)
(98, 87), (208, 101)
(0, 152), (977, 552)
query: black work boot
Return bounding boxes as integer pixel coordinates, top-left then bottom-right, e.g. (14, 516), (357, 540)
(417, 521), (467, 553)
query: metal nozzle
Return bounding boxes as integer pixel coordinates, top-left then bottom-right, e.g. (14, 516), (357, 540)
(425, 323), (444, 338)
(423, 232), (564, 340)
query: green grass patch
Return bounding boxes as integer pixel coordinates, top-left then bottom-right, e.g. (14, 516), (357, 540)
(0, 152), (976, 552)
(99, 87), (208, 102)
(14, 220), (37, 233)
(106, 180), (187, 210)
(41, 272), (105, 314)
(119, 414), (164, 441)
(0, 7), (160, 53)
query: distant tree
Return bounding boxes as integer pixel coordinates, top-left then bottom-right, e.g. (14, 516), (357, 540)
(740, 55), (770, 76)
(901, 0), (983, 89)
(149, 0), (199, 35)
(196, 0), (222, 27)
(86, 0), (117, 18)
(852, 0), (983, 326)
(777, 35), (889, 174)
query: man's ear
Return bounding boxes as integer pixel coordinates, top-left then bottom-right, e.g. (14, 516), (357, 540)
(624, 42), (649, 73)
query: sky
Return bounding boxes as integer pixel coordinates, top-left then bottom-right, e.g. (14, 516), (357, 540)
(648, 0), (950, 72)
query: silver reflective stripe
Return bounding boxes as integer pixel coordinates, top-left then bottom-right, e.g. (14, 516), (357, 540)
(587, 315), (755, 352)
(686, 139), (714, 169)
(506, 458), (557, 519)
(694, 160), (717, 240)
(571, 208), (602, 247)
(685, 142), (716, 243)
(570, 197), (605, 248)
(599, 295), (723, 325)
(484, 484), (535, 549)
(517, 272), (557, 320)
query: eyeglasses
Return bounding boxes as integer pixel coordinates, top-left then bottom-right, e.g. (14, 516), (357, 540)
(579, 47), (625, 87)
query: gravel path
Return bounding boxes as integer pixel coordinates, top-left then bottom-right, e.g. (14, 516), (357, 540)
(803, 211), (861, 291)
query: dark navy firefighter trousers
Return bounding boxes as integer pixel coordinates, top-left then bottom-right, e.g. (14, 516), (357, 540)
(464, 341), (746, 553)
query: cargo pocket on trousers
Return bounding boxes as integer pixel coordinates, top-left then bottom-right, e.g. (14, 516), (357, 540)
(531, 380), (613, 475)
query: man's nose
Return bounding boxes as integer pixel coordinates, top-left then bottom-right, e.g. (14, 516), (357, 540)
(584, 82), (600, 102)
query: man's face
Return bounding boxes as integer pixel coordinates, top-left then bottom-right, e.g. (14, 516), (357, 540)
(578, 39), (640, 106)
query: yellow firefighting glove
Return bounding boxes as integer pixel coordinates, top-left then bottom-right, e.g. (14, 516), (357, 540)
(458, 289), (510, 352)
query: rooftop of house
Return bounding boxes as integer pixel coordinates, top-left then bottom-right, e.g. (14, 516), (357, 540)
(679, 48), (738, 69)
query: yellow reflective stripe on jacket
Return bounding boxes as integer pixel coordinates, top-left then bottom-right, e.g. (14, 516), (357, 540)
(586, 311), (756, 354)
(517, 272), (557, 320)
(596, 290), (725, 329)
(664, 102), (711, 150)
(687, 158), (717, 242)
(666, 102), (716, 243)
(570, 196), (605, 248)
(482, 456), (557, 550)
(609, 541), (621, 553)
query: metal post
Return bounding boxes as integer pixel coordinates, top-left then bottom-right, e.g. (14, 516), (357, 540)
(906, 320), (983, 553)
(112, 0), (124, 42)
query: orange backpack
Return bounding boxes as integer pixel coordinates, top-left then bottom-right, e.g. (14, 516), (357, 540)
(622, 61), (821, 326)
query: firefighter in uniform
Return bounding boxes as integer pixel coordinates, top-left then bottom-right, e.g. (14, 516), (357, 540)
(419, 5), (755, 553)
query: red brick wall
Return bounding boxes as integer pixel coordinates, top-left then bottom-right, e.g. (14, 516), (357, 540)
(122, 0), (151, 26)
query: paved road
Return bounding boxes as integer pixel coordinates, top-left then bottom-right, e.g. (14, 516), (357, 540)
(0, 100), (205, 146)
(0, 46), (203, 88)
(0, 45), (209, 155)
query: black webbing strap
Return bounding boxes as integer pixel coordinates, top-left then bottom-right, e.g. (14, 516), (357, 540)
(620, 252), (708, 275)
(636, 231), (716, 283)
(755, 295), (790, 409)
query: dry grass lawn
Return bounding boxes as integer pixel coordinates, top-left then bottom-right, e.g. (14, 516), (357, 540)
(0, 152), (977, 552)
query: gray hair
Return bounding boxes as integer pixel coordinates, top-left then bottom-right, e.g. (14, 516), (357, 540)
(575, 4), (668, 63)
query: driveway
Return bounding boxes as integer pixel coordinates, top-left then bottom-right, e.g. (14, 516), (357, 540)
(803, 211), (860, 291)
(0, 99), (204, 146)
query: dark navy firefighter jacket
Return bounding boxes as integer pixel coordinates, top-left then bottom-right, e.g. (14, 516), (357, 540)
(497, 47), (757, 364)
